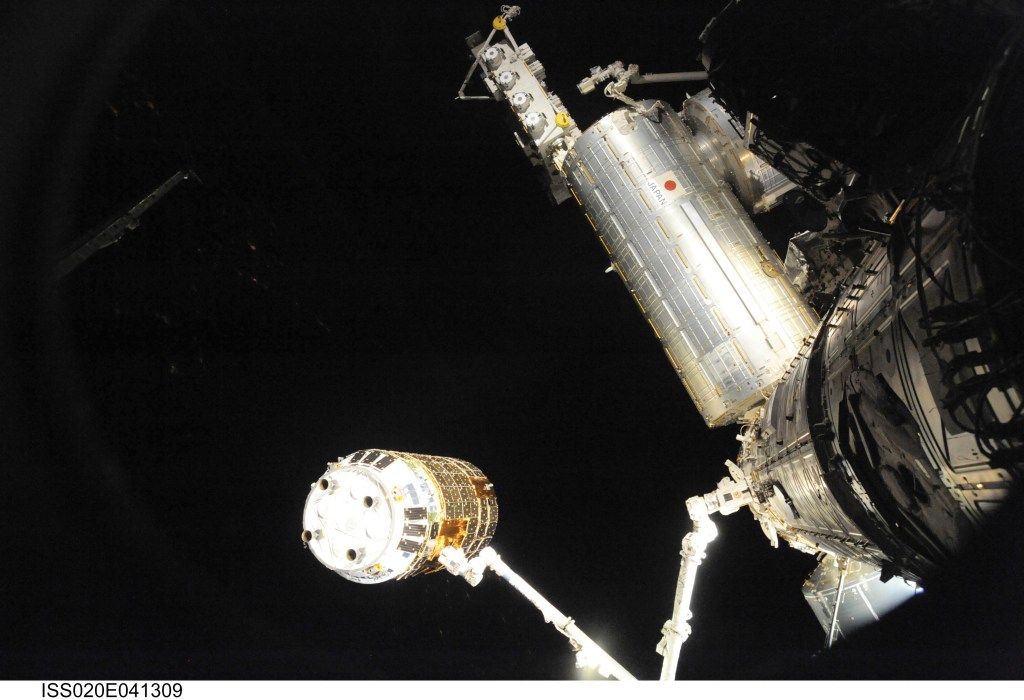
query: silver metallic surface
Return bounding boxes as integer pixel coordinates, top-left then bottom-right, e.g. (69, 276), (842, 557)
(682, 89), (796, 215)
(740, 203), (1017, 577)
(803, 556), (919, 642)
(746, 337), (885, 563)
(564, 103), (818, 426)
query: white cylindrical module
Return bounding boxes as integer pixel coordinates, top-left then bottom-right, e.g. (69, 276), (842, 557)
(301, 449), (498, 584)
(564, 102), (818, 426)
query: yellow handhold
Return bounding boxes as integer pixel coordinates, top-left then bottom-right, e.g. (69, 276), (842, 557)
(555, 112), (571, 128)
(492, 16), (507, 30)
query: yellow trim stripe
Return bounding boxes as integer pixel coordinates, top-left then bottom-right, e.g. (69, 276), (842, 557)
(712, 307), (730, 335)
(694, 276), (709, 300)
(632, 292), (647, 314)
(621, 163), (637, 186)
(673, 246), (689, 269)
(605, 138), (620, 160)
(733, 339), (755, 374)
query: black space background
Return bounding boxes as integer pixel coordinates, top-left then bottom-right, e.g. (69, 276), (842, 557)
(1, 0), (1022, 681)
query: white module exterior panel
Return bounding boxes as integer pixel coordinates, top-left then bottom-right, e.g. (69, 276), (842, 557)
(565, 103), (818, 426)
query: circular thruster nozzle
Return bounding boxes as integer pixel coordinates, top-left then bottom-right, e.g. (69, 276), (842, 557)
(510, 92), (533, 113)
(496, 70), (517, 92)
(301, 449), (498, 584)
